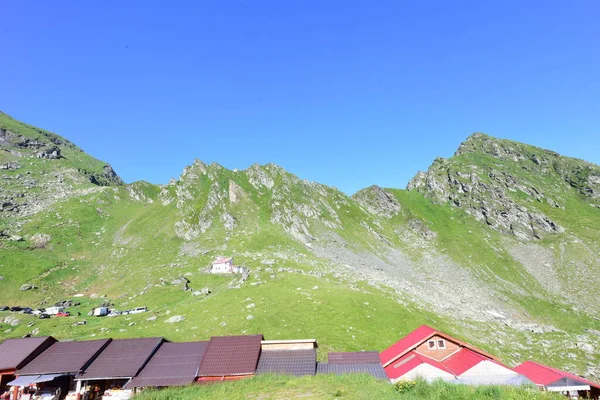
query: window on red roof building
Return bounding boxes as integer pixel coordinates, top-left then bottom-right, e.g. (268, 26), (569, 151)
(428, 340), (436, 350)
(437, 339), (446, 349)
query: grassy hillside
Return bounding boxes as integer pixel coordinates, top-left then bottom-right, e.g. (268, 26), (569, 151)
(135, 375), (561, 400)
(1, 114), (599, 381)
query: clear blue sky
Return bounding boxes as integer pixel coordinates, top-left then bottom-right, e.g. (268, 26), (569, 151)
(2, 1), (599, 194)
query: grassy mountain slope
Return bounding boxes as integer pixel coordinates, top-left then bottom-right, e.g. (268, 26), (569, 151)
(0, 115), (599, 381)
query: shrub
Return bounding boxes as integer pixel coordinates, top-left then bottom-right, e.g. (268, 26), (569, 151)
(395, 379), (417, 394)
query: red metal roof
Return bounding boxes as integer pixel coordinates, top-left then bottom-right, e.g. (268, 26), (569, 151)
(0, 336), (57, 371)
(380, 325), (436, 366)
(17, 339), (111, 375)
(383, 350), (453, 380)
(328, 351), (381, 364)
(198, 335), (263, 377)
(380, 325), (499, 367)
(125, 341), (209, 388)
(442, 348), (488, 376)
(514, 361), (600, 389)
(76, 337), (165, 380)
(213, 257), (233, 264)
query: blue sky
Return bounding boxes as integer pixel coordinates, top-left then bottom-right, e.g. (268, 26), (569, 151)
(2, 1), (599, 194)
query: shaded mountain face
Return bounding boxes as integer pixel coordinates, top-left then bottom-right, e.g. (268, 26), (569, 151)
(1, 114), (599, 380)
(0, 112), (123, 218)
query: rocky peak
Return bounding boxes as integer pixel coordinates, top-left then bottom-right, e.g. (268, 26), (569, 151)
(352, 185), (401, 218)
(407, 133), (577, 240)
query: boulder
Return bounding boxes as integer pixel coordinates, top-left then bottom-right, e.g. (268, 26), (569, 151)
(164, 315), (185, 323)
(30, 233), (51, 249)
(35, 146), (61, 159)
(20, 284), (34, 291)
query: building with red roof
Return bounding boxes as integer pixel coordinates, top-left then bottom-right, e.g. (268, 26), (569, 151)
(514, 361), (600, 399)
(380, 325), (524, 385)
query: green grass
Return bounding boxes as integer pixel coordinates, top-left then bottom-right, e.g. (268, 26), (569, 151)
(1, 114), (600, 382)
(135, 375), (562, 400)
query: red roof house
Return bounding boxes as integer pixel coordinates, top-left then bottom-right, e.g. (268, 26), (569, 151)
(514, 361), (600, 398)
(380, 325), (519, 384)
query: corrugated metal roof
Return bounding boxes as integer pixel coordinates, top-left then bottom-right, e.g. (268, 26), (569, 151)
(379, 325), (436, 366)
(256, 349), (316, 376)
(380, 325), (499, 367)
(18, 339), (111, 375)
(514, 361), (600, 389)
(0, 336), (57, 371)
(77, 337), (165, 380)
(442, 348), (488, 376)
(317, 362), (388, 380)
(383, 350), (453, 380)
(198, 335), (262, 377)
(328, 351), (381, 364)
(125, 341), (209, 388)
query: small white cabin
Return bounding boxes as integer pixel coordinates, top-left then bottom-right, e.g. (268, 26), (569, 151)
(209, 257), (242, 274)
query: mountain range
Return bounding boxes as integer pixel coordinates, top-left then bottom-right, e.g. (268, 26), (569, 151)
(1, 110), (599, 380)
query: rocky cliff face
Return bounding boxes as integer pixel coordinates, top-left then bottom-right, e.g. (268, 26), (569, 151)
(0, 112), (123, 219)
(407, 133), (599, 240)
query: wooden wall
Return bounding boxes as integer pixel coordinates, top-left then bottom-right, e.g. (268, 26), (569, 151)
(415, 335), (460, 361)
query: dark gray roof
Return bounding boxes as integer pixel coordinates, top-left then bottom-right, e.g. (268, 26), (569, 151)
(0, 336), (57, 371)
(256, 349), (316, 376)
(328, 351), (381, 364)
(77, 338), (165, 380)
(125, 341), (209, 388)
(18, 339), (111, 375)
(317, 362), (388, 380)
(198, 335), (263, 377)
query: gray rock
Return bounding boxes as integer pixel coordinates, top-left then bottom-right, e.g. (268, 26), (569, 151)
(30, 233), (51, 249)
(164, 315), (185, 323)
(246, 314), (254, 320)
(35, 146), (62, 159)
(146, 316), (157, 321)
(352, 185), (401, 218)
(20, 283), (34, 291)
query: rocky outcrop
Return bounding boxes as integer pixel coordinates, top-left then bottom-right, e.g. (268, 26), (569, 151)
(35, 146), (61, 159)
(407, 134), (578, 240)
(352, 185), (401, 218)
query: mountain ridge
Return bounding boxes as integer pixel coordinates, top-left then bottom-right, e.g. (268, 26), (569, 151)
(1, 112), (599, 381)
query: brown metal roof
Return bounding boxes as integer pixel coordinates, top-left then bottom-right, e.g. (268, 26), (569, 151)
(76, 337), (165, 380)
(256, 349), (316, 376)
(17, 339), (111, 376)
(328, 351), (382, 364)
(198, 335), (263, 377)
(125, 341), (209, 388)
(0, 336), (57, 371)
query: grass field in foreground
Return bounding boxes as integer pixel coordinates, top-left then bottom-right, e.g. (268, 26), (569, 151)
(135, 375), (562, 400)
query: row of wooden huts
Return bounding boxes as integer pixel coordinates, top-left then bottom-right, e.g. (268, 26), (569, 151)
(0, 334), (385, 400)
(0, 325), (597, 400)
